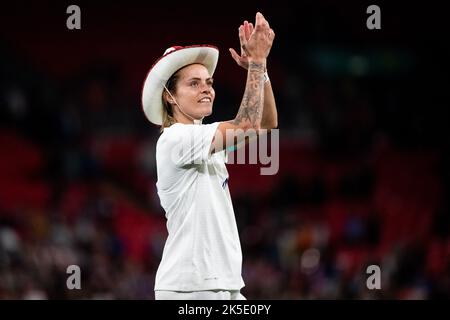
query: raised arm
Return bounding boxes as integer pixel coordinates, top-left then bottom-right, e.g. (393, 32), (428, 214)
(229, 20), (278, 129)
(261, 69), (278, 129)
(211, 12), (275, 154)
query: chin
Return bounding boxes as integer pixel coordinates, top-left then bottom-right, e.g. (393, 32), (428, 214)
(200, 106), (213, 117)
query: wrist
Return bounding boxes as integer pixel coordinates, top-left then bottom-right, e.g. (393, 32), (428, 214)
(248, 58), (266, 66)
(248, 61), (266, 75)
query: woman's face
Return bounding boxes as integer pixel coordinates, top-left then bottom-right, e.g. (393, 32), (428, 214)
(170, 63), (215, 121)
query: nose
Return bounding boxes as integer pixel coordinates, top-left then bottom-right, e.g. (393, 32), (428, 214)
(201, 84), (211, 94)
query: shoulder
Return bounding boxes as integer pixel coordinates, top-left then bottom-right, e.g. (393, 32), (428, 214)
(161, 123), (220, 139)
(157, 123), (184, 144)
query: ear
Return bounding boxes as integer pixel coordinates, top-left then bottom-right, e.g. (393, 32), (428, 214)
(163, 91), (174, 104)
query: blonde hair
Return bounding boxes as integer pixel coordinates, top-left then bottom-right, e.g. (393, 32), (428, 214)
(160, 72), (179, 132)
(161, 97), (176, 132)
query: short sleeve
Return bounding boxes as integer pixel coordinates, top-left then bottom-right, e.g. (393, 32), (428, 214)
(166, 122), (220, 166)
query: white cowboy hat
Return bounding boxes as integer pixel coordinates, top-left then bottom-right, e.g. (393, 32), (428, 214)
(141, 45), (219, 125)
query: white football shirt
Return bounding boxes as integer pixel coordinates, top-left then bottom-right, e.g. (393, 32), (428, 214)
(154, 122), (244, 291)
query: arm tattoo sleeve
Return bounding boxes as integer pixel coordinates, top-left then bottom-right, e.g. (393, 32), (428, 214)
(232, 62), (265, 127)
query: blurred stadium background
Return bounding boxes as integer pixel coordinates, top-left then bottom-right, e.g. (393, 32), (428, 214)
(0, 1), (448, 299)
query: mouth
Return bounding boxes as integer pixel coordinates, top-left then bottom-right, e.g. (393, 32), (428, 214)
(198, 97), (212, 103)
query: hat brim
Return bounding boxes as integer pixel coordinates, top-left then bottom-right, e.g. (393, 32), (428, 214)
(141, 45), (219, 125)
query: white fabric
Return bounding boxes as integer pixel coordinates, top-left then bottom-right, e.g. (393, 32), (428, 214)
(155, 290), (246, 300)
(154, 122), (245, 292)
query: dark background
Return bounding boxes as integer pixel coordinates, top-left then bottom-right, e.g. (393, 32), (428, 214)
(0, 0), (448, 299)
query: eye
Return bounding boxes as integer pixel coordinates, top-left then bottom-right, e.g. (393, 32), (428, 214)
(190, 81), (199, 88)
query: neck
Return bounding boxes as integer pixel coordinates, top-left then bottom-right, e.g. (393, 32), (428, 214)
(174, 111), (203, 125)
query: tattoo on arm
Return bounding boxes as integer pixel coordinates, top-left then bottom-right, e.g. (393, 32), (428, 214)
(233, 62), (265, 127)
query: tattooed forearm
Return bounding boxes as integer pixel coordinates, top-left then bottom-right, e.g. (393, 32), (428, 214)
(233, 62), (265, 127)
